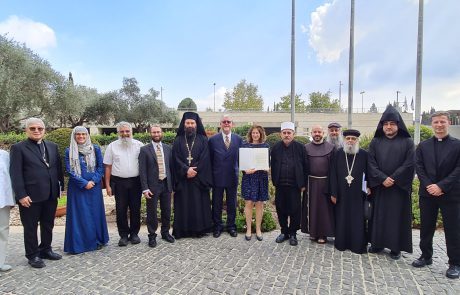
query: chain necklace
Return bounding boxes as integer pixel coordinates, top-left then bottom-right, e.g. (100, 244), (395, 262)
(344, 150), (357, 187)
(185, 133), (197, 165)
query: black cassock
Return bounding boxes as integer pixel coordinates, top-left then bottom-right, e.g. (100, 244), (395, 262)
(172, 133), (213, 238)
(330, 148), (368, 254)
(368, 136), (414, 253)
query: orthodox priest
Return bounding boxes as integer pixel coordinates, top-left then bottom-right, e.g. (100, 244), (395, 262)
(302, 125), (335, 244)
(171, 112), (213, 238)
(368, 105), (415, 259)
(330, 129), (369, 254)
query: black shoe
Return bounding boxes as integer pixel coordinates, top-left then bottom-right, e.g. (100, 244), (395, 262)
(39, 250), (62, 260)
(228, 229), (238, 237)
(275, 233), (289, 243)
(245, 234), (252, 241)
(389, 251), (401, 260)
(412, 257), (432, 268)
(213, 230), (221, 238)
(96, 244), (103, 250)
(368, 246), (384, 253)
(446, 265), (460, 279)
(289, 235), (298, 246)
(28, 257), (46, 268)
(130, 234), (141, 244)
(148, 237), (157, 248)
(161, 233), (175, 243)
(118, 237), (129, 247)
(256, 235), (263, 241)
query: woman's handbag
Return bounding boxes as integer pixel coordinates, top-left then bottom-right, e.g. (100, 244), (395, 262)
(364, 197), (372, 220)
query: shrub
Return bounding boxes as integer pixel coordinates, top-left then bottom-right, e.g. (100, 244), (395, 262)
(266, 132), (281, 147)
(235, 206), (277, 233)
(46, 128), (73, 174)
(359, 134), (373, 151)
(233, 124), (252, 137)
(408, 125), (433, 142)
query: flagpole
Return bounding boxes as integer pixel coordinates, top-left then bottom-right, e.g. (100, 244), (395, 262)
(414, 0), (423, 145)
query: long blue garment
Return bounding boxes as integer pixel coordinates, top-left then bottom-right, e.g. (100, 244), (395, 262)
(64, 145), (109, 254)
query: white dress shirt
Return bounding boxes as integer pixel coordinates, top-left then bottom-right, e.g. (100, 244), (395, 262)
(0, 150), (14, 208)
(103, 139), (144, 178)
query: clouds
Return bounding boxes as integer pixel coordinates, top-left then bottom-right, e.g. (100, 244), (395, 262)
(0, 15), (56, 53)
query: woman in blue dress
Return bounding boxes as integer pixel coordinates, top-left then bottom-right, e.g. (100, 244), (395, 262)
(64, 126), (109, 254)
(241, 125), (269, 241)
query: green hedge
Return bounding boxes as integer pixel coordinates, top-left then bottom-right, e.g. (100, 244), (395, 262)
(265, 132), (309, 147)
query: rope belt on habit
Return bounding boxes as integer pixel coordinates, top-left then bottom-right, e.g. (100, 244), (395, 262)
(308, 175), (328, 179)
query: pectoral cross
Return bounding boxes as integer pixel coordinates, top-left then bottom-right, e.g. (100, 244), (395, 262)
(345, 175), (354, 187)
(187, 154), (193, 165)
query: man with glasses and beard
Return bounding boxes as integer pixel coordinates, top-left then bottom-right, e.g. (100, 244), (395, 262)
(367, 105), (415, 260)
(326, 122), (343, 149)
(171, 112), (213, 239)
(330, 129), (370, 254)
(139, 125), (175, 248)
(9, 118), (64, 268)
(104, 122), (144, 247)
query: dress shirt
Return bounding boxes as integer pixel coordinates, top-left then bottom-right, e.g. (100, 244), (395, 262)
(0, 150), (15, 208)
(103, 139), (143, 178)
(221, 132), (232, 144)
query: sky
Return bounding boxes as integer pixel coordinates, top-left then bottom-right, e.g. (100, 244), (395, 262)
(1, 0), (459, 112)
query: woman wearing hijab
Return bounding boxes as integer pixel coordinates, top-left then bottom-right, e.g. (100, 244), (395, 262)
(64, 126), (109, 254)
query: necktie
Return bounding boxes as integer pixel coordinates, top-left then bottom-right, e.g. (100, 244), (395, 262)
(225, 135), (230, 149)
(156, 144), (166, 180)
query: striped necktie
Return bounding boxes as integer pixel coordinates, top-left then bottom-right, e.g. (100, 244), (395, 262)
(156, 144), (166, 180)
(225, 135), (230, 149)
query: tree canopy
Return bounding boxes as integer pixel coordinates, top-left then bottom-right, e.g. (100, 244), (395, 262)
(306, 91), (341, 113)
(223, 79), (263, 111)
(178, 97), (197, 111)
(276, 93), (307, 112)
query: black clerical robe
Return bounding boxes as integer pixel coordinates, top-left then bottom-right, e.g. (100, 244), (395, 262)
(330, 148), (368, 254)
(368, 136), (415, 253)
(171, 133), (213, 238)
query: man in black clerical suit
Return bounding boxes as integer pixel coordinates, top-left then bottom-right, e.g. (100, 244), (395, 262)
(9, 118), (64, 268)
(139, 125), (175, 248)
(413, 111), (460, 279)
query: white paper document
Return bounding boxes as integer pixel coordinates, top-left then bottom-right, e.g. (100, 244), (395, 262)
(239, 148), (269, 171)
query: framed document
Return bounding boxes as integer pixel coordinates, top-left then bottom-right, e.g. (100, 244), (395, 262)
(239, 148), (269, 171)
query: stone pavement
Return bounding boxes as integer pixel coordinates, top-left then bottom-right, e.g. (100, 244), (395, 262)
(0, 225), (459, 295)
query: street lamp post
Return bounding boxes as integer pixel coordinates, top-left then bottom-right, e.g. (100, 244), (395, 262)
(396, 90), (401, 108)
(360, 91), (365, 113)
(213, 83), (216, 112)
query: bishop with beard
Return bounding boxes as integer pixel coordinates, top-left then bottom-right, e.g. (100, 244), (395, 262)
(330, 129), (369, 254)
(171, 112), (213, 238)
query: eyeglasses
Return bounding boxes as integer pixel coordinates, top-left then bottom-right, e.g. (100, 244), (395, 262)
(221, 120), (232, 124)
(29, 127), (44, 132)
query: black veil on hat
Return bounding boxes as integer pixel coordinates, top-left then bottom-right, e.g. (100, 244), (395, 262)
(176, 112), (206, 136)
(374, 105), (410, 138)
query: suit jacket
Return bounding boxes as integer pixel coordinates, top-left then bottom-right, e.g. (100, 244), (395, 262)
(270, 140), (308, 189)
(416, 135), (460, 202)
(9, 139), (64, 203)
(139, 142), (173, 193)
(208, 133), (243, 188)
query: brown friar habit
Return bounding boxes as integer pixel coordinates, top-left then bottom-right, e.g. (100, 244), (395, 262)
(302, 141), (335, 238)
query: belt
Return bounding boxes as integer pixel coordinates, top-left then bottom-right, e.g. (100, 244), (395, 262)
(308, 175), (327, 179)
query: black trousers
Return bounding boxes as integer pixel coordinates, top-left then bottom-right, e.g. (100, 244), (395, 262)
(212, 186), (238, 231)
(146, 180), (171, 238)
(419, 197), (460, 265)
(111, 176), (142, 238)
(18, 198), (57, 259)
(275, 185), (301, 236)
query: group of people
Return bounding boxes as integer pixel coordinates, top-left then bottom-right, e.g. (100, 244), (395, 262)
(0, 107), (459, 280)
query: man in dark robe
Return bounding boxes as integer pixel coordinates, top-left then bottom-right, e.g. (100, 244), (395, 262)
(302, 125), (335, 244)
(368, 105), (414, 259)
(326, 122), (343, 149)
(271, 122), (308, 246)
(330, 129), (369, 254)
(413, 111), (460, 279)
(171, 112), (213, 238)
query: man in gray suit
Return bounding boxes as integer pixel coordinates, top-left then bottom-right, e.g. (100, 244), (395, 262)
(139, 125), (174, 247)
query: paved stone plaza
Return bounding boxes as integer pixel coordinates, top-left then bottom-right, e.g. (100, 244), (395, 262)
(0, 225), (459, 294)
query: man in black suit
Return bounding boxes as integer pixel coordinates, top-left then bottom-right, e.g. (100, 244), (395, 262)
(9, 118), (64, 268)
(139, 125), (175, 247)
(413, 111), (460, 279)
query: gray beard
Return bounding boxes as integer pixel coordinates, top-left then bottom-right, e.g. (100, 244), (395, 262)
(120, 137), (133, 147)
(344, 142), (359, 155)
(326, 136), (343, 148)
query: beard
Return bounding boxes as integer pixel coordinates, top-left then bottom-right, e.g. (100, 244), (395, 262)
(312, 136), (323, 144)
(152, 136), (162, 143)
(344, 142), (360, 155)
(326, 135), (343, 148)
(185, 127), (196, 136)
(120, 137), (133, 147)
